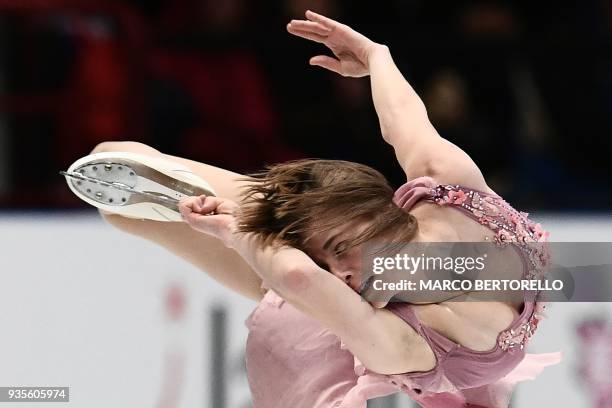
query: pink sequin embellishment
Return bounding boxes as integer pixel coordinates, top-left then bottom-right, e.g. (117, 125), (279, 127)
(431, 184), (551, 352)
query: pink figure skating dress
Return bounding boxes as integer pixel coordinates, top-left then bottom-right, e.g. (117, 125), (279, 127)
(244, 177), (562, 407)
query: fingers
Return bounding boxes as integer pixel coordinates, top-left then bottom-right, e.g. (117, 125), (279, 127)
(288, 20), (331, 36)
(179, 203), (217, 232)
(178, 196), (219, 232)
(179, 195), (200, 214)
(180, 195), (224, 214)
(305, 10), (338, 29)
(178, 196), (200, 222)
(178, 196), (236, 244)
(179, 195), (238, 220)
(198, 195), (226, 214)
(287, 11), (337, 43)
(286, 23), (326, 43)
(178, 196), (210, 222)
(309, 55), (342, 74)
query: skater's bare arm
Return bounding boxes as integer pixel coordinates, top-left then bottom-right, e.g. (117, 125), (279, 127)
(288, 10), (491, 192)
(179, 195), (436, 374)
(367, 47), (489, 190)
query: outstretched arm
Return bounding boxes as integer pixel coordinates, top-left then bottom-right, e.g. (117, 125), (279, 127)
(288, 11), (492, 191)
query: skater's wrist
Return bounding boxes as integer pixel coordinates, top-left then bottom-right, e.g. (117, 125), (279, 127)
(224, 221), (242, 249)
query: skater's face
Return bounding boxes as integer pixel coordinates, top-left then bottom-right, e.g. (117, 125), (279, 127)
(303, 219), (371, 293)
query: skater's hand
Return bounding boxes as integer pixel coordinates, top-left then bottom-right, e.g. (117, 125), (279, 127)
(287, 10), (382, 77)
(179, 195), (238, 246)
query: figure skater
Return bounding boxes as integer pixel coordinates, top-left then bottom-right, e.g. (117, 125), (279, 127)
(63, 10), (560, 407)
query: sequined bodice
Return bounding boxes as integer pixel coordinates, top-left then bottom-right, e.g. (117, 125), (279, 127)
(430, 184), (551, 276)
(393, 177), (551, 351)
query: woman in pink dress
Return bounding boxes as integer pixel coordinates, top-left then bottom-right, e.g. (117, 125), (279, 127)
(72, 10), (561, 407)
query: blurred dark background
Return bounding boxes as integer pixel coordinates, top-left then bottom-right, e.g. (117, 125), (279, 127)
(0, 0), (610, 211)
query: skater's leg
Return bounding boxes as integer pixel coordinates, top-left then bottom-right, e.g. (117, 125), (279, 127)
(91, 141), (264, 301)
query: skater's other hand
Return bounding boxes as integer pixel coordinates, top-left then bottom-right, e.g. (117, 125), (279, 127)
(287, 10), (382, 77)
(179, 195), (238, 246)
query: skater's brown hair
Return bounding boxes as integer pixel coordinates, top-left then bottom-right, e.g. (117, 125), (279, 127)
(236, 159), (417, 250)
